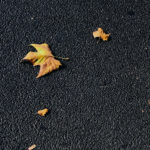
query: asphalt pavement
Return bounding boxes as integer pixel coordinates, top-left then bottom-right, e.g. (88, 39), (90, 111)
(0, 0), (150, 150)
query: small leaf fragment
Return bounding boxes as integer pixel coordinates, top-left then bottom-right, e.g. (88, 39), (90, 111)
(22, 43), (68, 78)
(28, 144), (36, 150)
(148, 100), (150, 106)
(37, 108), (48, 116)
(93, 28), (110, 41)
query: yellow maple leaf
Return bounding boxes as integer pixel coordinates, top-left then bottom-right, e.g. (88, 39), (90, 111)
(93, 28), (110, 41)
(22, 43), (69, 78)
(37, 108), (48, 116)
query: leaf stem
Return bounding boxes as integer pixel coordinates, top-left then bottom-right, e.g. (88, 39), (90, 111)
(53, 56), (69, 60)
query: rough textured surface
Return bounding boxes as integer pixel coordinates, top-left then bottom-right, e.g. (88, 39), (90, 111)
(0, 0), (150, 150)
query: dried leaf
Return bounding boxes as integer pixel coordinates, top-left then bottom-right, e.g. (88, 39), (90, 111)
(28, 144), (36, 150)
(22, 43), (68, 78)
(93, 28), (110, 41)
(37, 108), (48, 116)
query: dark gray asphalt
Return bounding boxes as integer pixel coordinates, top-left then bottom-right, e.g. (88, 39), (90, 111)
(0, 0), (150, 150)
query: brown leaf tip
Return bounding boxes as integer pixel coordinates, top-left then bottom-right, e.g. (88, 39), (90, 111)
(93, 28), (110, 41)
(37, 108), (48, 116)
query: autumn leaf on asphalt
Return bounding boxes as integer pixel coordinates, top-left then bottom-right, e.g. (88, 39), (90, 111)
(22, 43), (69, 78)
(28, 144), (36, 150)
(37, 108), (48, 116)
(93, 28), (110, 41)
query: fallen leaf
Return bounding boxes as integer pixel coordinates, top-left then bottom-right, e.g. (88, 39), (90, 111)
(38, 108), (48, 116)
(28, 144), (36, 150)
(22, 43), (69, 78)
(93, 28), (110, 41)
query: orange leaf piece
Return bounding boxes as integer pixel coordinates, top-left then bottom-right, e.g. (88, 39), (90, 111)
(37, 108), (48, 116)
(22, 43), (62, 78)
(93, 28), (110, 41)
(28, 144), (36, 150)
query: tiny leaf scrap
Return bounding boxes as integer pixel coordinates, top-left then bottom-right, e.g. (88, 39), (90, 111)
(28, 144), (36, 150)
(37, 108), (48, 116)
(93, 28), (110, 41)
(22, 43), (68, 78)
